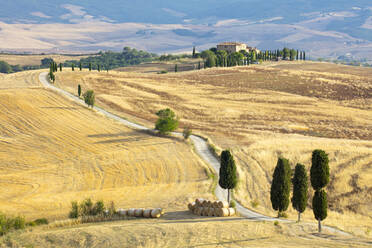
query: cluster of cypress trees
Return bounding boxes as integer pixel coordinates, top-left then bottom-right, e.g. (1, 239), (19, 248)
(49, 62), (58, 83)
(270, 149), (329, 232)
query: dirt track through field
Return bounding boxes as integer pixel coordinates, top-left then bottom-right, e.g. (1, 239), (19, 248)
(39, 72), (350, 235)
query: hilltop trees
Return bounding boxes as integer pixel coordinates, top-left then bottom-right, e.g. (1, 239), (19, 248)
(311, 149), (329, 232)
(270, 157), (291, 217)
(219, 150), (238, 203)
(83, 90), (95, 108)
(292, 163), (308, 222)
(155, 108), (179, 135)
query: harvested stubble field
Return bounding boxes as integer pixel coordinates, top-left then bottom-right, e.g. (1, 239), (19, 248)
(56, 61), (372, 236)
(0, 70), (211, 221)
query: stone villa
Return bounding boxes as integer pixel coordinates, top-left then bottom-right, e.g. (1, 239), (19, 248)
(217, 42), (259, 53)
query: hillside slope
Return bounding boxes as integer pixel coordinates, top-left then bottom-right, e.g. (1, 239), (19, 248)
(55, 62), (372, 236)
(0, 71), (211, 220)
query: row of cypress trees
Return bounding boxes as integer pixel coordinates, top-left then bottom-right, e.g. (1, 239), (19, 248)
(218, 148), (329, 233)
(270, 149), (329, 232)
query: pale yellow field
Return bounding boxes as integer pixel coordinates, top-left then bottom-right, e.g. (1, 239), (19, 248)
(4, 217), (372, 248)
(0, 71), (211, 220)
(55, 61), (372, 236)
(0, 54), (89, 66)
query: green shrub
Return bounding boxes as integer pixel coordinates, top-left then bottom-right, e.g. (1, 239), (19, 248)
(83, 90), (95, 108)
(34, 218), (49, 225)
(251, 199), (259, 208)
(158, 70), (167, 74)
(93, 200), (105, 216)
(80, 198), (94, 216)
(274, 220), (279, 226)
(0, 214), (26, 235)
(278, 212), (288, 218)
(229, 200), (236, 208)
(69, 201), (79, 218)
(183, 126), (192, 140)
(26, 221), (37, 227)
(13, 216), (25, 230)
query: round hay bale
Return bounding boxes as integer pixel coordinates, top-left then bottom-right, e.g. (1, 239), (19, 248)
(228, 208), (236, 216)
(215, 208), (229, 217)
(128, 209), (136, 217)
(134, 208), (144, 217)
(195, 207), (202, 216)
(143, 209), (152, 218)
(217, 201), (229, 208)
(195, 198), (204, 206)
(151, 208), (161, 218)
(203, 207), (209, 216)
(207, 200), (212, 207)
(118, 209), (128, 216)
(202, 200), (209, 207)
(207, 208), (215, 217)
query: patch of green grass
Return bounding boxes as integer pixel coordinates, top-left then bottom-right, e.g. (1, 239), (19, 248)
(251, 199), (259, 208)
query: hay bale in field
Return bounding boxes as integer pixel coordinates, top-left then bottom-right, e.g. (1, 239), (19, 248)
(228, 208), (236, 216)
(216, 208), (229, 217)
(118, 209), (128, 216)
(195, 198), (205, 206)
(151, 208), (161, 218)
(143, 209), (152, 218)
(207, 208), (215, 217)
(203, 207), (210, 216)
(195, 207), (203, 216)
(202, 200), (209, 207)
(217, 201), (229, 208)
(188, 202), (196, 211)
(207, 200), (212, 207)
(134, 208), (144, 217)
(128, 209), (136, 217)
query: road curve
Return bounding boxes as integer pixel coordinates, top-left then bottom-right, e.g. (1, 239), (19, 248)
(39, 72), (350, 233)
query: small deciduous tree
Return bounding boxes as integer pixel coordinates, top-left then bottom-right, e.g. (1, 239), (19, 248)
(292, 163), (308, 222)
(219, 150), (238, 203)
(155, 108), (179, 135)
(83, 90), (95, 108)
(270, 157), (291, 217)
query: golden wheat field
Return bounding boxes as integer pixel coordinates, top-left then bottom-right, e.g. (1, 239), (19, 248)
(0, 70), (211, 221)
(55, 61), (372, 236)
(0, 54), (89, 66)
(5, 217), (372, 248)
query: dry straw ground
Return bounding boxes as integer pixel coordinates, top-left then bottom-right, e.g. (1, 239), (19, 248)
(0, 70), (211, 221)
(55, 61), (372, 236)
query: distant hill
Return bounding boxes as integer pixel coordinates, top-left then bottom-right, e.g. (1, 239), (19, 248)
(0, 1), (371, 59)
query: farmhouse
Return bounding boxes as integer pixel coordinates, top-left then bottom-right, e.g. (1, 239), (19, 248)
(217, 42), (260, 53)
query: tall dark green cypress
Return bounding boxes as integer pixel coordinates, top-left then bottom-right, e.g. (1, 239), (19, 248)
(296, 50), (299, 60)
(311, 149), (329, 232)
(72, 64), (75, 71)
(98, 64), (100, 72)
(192, 46), (196, 58)
(78, 84), (81, 97)
(59, 63), (62, 72)
(292, 163), (308, 222)
(303, 51), (306, 61)
(89, 63), (92, 71)
(219, 150), (238, 203)
(175, 64), (178, 72)
(270, 157), (291, 217)
(198, 61), (201, 70)
(79, 62), (82, 71)
(313, 189), (327, 232)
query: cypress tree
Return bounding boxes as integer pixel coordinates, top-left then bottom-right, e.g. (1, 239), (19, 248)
(79, 62), (82, 71)
(313, 189), (327, 232)
(292, 163), (308, 222)
(219, 150), (238, 203)
(303, 51), (306, 61)
(59, 63), (62, 72)
(311, 149), (330, 232)
(198, 61), (201, 70)
(72, 64), (75, 71)
(296, 50), (299, 60)
(310, 150), (329, 190)
(270, 157), (291, 217)
(192, 46), (196, 58)
(78, 84), (81, 97)
(175, 64), (178, 72)
(89, 63), (92, 71)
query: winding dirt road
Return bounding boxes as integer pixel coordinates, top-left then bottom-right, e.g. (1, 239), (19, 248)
(39, 72), (349, 235)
